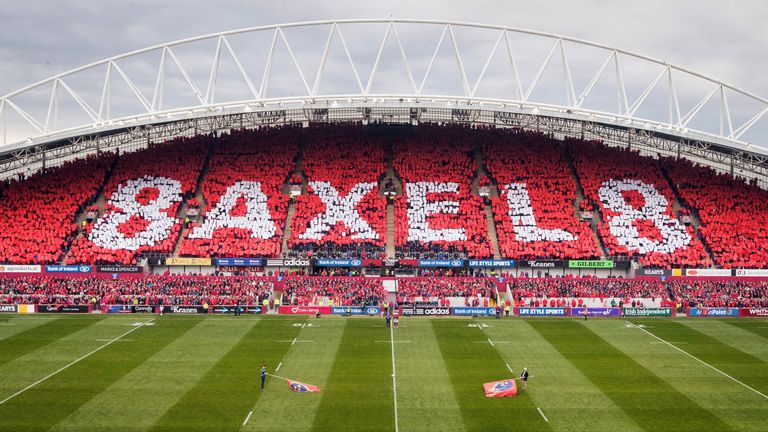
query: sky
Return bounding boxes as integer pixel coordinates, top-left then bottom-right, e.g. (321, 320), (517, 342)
(0, 0), (766, 146)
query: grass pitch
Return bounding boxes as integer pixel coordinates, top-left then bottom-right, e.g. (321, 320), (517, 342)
(0, 314), (766, 431)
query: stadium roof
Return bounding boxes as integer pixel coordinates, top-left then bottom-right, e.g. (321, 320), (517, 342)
(1, 19), (767, 181)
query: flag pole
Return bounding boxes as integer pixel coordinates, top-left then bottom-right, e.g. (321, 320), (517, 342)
(264, 372), (290, 381)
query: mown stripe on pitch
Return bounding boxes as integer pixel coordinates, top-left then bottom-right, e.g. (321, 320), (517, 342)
(485, 319), (643, 432)
(721, 319), (768, 340)
(50, 318), (258, 432)
(431, 319), (550, 432)
(0, 316), (103, 368)
(148, 316), (304, 432)
(680, 320), (768, 364)
(311, 319), (395, 432)
(631, 320), (768, 394)
(529, 320), (734, 432)
(247, 318), (348, 432)
(395, 319), (466, 432)
(0, 316), (56, 341)
(0, 317), (199, 432)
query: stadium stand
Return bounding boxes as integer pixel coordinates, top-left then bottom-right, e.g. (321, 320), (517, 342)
(393, 124), (492, 259)
(396, 277), (497, 306)
(668, 280), (768, 307)
(287, 124), (387, 259)
(509, 277), (668, 302)
(180, 127), (300, 258)
(570, 140), (713, 268)
(0, 156), (111, 264)
(0, 275), (273, 306)
(67, 136), (209, 264)
(662, 157), (768, 268)
(482, 129), (601, 259)
(280, 276), (386, 306)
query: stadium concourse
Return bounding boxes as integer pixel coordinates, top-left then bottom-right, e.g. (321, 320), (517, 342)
(0, 123), (768, 313)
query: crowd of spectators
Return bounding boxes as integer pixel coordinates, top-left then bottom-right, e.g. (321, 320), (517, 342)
(668, 280), (768, 308)
(0, 155), (111, 264)
(68, 136), (209, 264)
(180, 127), (300, 258)
(482, 129), (601, 259)
(393, 124), (492, 259)
(280, 276), (386, 306)
(510, 278), (668, 302)
(663, 157), (768, 268)
(396, 278), (496, 304)
(570, 140), (712, 268)
(0, 276), (273, 306)
(288, 124), (387, 259)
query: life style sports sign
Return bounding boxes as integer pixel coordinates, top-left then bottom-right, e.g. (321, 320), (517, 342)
(515, 307), (568, 316)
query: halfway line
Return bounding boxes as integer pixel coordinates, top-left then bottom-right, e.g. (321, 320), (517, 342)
(389, 316), (399, 432)
(625, 320), (768, 400)
(0, 318), (155, 405)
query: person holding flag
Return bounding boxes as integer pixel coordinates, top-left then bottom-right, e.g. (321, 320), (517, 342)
(520, 367), (529, 392)
(261, 365), (267, 390)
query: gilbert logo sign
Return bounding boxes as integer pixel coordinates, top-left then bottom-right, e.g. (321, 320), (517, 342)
(568, 260), (615, 269)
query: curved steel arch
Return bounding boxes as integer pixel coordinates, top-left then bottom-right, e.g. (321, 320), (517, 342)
(0, 19), (766, 156)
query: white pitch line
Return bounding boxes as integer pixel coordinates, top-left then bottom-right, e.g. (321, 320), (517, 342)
(389, 315), (399, 432)
(275, 362), (282, 372)
(537, 407), (549, 422)
(506, 363), (514, 374)
(0, 318), (155, 405)
(291, 337), (297, 346)
(625, 320), (768, 400)
(242, 410), (253, 426)
(487, 338), (495, 347)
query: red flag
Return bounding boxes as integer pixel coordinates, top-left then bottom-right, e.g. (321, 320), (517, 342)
(483, 379), (517, 398)
(287, 379), (320, 393)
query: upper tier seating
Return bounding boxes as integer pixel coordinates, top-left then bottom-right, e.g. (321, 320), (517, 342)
(68, 136), (209, 264)
(179, 127), (300, 258)
(570, 140), (712, 268)
(0, 155), (111, 264)
(663, 158), (768, 268)
(482, 129), (601, 259)
(287, 124), (387, 259)
(393, 124), (492, 259)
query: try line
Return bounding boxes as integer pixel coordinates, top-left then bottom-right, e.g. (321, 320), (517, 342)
(0, 318), (156, 405)
(625, 320), (768, 400)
